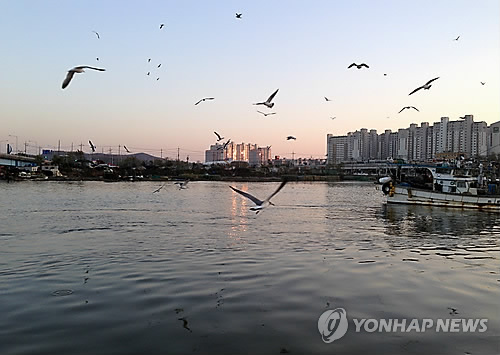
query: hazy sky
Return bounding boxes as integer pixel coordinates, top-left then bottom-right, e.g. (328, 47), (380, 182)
(1, 0), (499, 161)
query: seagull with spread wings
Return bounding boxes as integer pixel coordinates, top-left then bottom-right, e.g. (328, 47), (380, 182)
(62, 66), (106, 89)
(229, 180), (288, 214)
(348, 63), (369, 69)
(195, 97), (215, 105)
(253, 89), (279, 108)
(123, 145), (131, 153)
(214, 131), (224, 141)
(236, 13), (242, 19)
(286, 136), (296, 141)
(398, 106), (419, 113)
(257, 110), (276, 117)
(408, 77), (440, 95)
(174, 180), (189, 190)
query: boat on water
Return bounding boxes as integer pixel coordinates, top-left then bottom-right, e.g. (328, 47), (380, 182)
(378, 164), (500, 211)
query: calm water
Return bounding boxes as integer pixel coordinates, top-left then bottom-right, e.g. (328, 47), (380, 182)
(0, 181), (499, 355)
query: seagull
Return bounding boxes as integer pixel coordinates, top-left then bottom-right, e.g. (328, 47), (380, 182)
(398, 106), (419, 113)
(286, 136), (296, 140)
(157, 64), (161, 68)
(156, 77), (160, 81)
(408, 77), (439, 95)
(383, 73), (387, 76)
(123, 145), (131, 153)
(147, 72), (150, 76)
(454, 35), (460, 41)
(257, 110), (276, 117)
(148, 58), (151, 63)
(160, 24), (165, 29)
(195, 97), (215, 105)
(174, 180), (189, 189)
(348, 63), (369, 69)
(236, 13), (242, 19)
(330, 117), (336, 120)
(62, 66), (106, 89)
(229, 180), (288, 214)
(324, 97), (332, 101)
(217, 139), (231, 150)
(96, 57), (99, 61)
(88, 140), (96, 153)
(92, 31), (100, 39)
(254, 89), (279, 108)
(153, 181), (168, 193)
(214, 131), (224, 141)
(480, 82), (485, 85)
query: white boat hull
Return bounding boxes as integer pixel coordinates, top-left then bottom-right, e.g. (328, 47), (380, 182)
(387, 186), (500, 211)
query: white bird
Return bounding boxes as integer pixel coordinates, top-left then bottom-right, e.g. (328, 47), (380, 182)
(62, 66), (106, 89)
(152, 181), (168, 193)
(348, 63), (369, 69)
(214, 131), (224, 141)
(236, 13), (242, 19)
(398, 106), (419, 113)
(408, 77), (439, 96)
(229, 180), (288, 214)
(195, 97), (215, 105)
(92, 31), (100, 39)
(174, 180), (189, 189)
(324, 96), (332, 101)
(253, 89), (279, 108)
(480, 82), (486, 85)
(257, 110), (276, 117)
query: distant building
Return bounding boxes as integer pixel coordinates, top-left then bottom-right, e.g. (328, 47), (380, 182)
(204, 142), (271, 165)
(327, 115), (500, 163)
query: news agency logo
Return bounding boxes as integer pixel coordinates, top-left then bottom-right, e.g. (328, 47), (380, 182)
(317, 308), (349, 343)
(318, 307), (488, 344)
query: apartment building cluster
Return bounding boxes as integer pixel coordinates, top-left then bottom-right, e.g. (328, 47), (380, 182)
(327, 115), (500, 164)
(205, 142), (272, 166)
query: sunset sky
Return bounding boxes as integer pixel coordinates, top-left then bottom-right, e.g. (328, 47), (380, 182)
(1, 0), (499, 161)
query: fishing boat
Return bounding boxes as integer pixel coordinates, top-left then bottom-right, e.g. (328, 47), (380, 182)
(378, 164), (500, 211)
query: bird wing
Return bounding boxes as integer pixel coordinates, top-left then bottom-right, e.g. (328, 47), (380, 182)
(62, 71), (75, 89)
(324, 97), (329, 101)
(347, 63), (356, 68)
(425, 77), (440, 85)
(194, 99), (202, 105)
(229, 186), (263, 206)
(92, 31), (100, 39)
(360, 63), (369, 68)
(257, 110), (266, 115)
(205, 97), (215, 100)
(264, 180), (288, 203)
(408, 86), (422, 96)
(411, 106), (420, 112)
(398, 107), (406, 113)
(214, 131), (222, 140)
(266, 89), (279, 103)
(267, 112), (276, 116)
(77, 66), (106, 71)
(153, 182), (167, 193)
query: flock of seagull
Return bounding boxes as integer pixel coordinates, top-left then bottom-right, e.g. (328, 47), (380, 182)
(59, 18), (488, 214)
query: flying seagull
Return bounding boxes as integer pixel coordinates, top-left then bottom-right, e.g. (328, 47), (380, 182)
(398, 106), (420, 113)
(123, 145), (131, 153)
(92, 31), (100, 39)
(88, 140), (96, 153)
(408, 77), (440, 96)
(287, 136), (296, 140)
(324, 97), (332, 101)
(218, 139), (231, 150)
(330, 117), (336, 120)
(157, 64), (161, 68)
(229, 180), (288, 214)
(96, 57), (99, 61)
(147, 72), (150, 76)
(254, 88), (279, 108)
(454, 35), (460, 41)
(153, 181), (168, 193)
(348, 63), (369, 69)
(156, 77), (160, 81)
(174, 180), (189, 189)
(195, 97), (215, 105)
(480, 82), (485, 85)
(257, 110), (276, 117)
(62, 66), (106, 89)
(236, 13), (242, 19)
(214, 131), (224, 141)
(148, 58), (151, 63)
(160, 24), (165, 29)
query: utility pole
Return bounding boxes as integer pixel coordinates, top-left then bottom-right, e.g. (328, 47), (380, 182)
(71, 143), (73, 152)
(79, 142), (83, 152)
(118, 145), (121, 164)
(109, 148), (113, 164)
(58, 140), (61, 156)
(177, 147), (180, 161)
(24, 141), (28, 154)
(160, 148), (163, 159)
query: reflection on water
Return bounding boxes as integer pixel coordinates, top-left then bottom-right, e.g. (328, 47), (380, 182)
(0, 181), (498, 355)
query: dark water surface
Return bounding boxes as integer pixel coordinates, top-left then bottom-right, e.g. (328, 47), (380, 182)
(0, 181), (498, 354)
